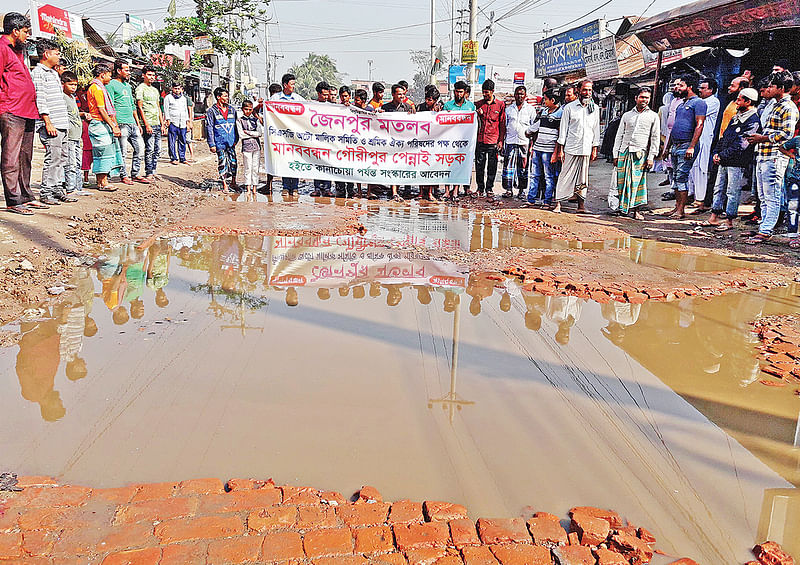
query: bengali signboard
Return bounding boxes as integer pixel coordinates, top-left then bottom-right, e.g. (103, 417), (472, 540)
(489, 66), (527, 94)
(633, 0), (800, 51)
(193, 35), (214, 56)
(30, 2), (84, 40)
(448, 65), (486, 87)
(581, 36), (619, 80)
(263, 101), (477, 186)
(533, 20), (601, 77)
(461, 40), (479, 64)
(267, 236), (466, 289)
(199, 68), (212, 90)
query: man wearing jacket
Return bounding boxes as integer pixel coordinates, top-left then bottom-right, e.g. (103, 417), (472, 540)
(164, 82), (191, 165)
(206, 87), (238, 192)
(706, 88), (761, 231)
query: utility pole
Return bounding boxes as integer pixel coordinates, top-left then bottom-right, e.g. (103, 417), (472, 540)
(368, 59), (374, 81)
(430, 0), (436, 86)
(450, 0), (454, 69)
(466, 0), (477, 99)
(264, 19), (269, 84)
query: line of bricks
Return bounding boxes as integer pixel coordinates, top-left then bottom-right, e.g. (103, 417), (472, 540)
(0, 476), (698, 565)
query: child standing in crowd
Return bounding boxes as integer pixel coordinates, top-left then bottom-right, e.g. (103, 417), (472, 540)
(61, 71), (91, 198)
(206, 87), (239, 192)
(237, 99), (262, 198)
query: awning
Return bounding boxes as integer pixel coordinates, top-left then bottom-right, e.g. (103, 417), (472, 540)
(628, 0), (800, 51)
(82, 18), (118, 58)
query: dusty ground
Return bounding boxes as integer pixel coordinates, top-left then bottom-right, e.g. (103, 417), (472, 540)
(1, 150), (798, 327)
(752, 315), (800, 392)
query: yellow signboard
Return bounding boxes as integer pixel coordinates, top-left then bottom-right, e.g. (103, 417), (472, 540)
(461, 40), (478, 64)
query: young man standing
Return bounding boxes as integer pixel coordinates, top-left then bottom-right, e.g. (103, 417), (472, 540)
(368, 82), (385, 111)
(32, 38), (76, 205)
(338, 85), (351, 106)
(474, 79), (505, 200)
(270, 73), (303, 195)
(525, 88), (561, 208)
(311, 81), (333, 196)
(687, 77), (720, 212)
(442, 80), (475, 202)
(745, 71), (799, 244)
(136, 65), (165, 181)
(661, 75), (706, 219)
(382, 84), (414, 202)
(0, 13), (43, 214)
(206, 87), (239, 192)
(612, 87), (660, 219)
(107, 60), (146, 185)
(163, 82), (191, 165)
(554, 79), (600, 213)
(502, 85), (534, 199)
(707, 88), (761, 231)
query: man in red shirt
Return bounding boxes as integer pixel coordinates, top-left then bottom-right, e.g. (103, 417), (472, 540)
(474, 79), (506, 199)
(0, 13), (43, 214)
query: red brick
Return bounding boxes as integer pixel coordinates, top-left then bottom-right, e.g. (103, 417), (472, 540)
(354, 526), (394, 554)
(338, 503), (390, 527)
(22, 530), (57, 556)
(568, 507), (623, 529)
(636, 527), (656, 545)
(97, 522), (156, 553)
(0, 504), (22, 531)
(18, 507), (74, 530)
(313, 557), (368, 565)
(570, 513), (609, 546)
(281, 486), (321, 506)
(593, 548), (627, 565)
(130, 483), (178, 502)
(207, 536), (264, 564)
(368, 553), (408, 565)
(304, 527), (354, 557)
(26, 486), (92, 508)
(490, 544), (552, 565)
(298, 506), (339, 530)
(92, 487), (139, 505)
(388, 501), (424, 524)
(405, 547), (448, 565)
(393, 522), (450, 551)
(248, 507), (298, 532)
(261, 531), (304, 562)
(198, 489), (282, 514)
(160, 541), (208, 565)
(114, 497), (198, 525)
(178, 478), (225, 496)
(526, 517), (566, 548)
(567, 532), (578, 546)
(1, 557), (51, 565)
(461, 546), (498, 565)
(476, 519), (529, 545)
(357, 486), (383, 504)
(101, 547), (161, 565)
(155, 515), (243, 544)
(422, 502), (468, 522)
(552, 545), (594, 565)
(668, 560), (701, 565)
(432, 557), (462, 565)
(226, 478), (276, 492)
(321, 491), (348, 506)
(0, 532), (22, 558)
(52, 527), (107, 556)
(532, 513), (559, 521)
(15, 476), (59, 488)
(609, 533), (653, 564)
(448, 519), (480, 548)
(753, 541), (793, 565)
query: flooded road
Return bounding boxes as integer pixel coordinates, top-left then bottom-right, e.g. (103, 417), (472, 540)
(1, 210), (799, 563)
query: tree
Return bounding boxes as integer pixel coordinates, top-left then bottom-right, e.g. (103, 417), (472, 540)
(54, 30), (92, 86)
(288, 53), (342, 99)
(408, 49), (447, 102)
(132, 0), (269, 69)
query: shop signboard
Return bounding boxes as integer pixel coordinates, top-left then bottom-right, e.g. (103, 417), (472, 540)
(581, 36), (619, 80)
(30, 2), (84, 40)
(533, 19), (601, 77)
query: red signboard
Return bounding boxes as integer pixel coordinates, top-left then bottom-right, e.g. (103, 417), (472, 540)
(635, 0), (800, 51)
(37, 4), (72, 37)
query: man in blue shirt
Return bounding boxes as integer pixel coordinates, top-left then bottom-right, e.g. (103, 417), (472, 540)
(662, 75), (706, 219)
(442, 81), (475, 201)
(269, 73), (304, 196)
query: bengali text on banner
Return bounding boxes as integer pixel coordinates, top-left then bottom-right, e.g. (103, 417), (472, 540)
(263, 101), (478, 186)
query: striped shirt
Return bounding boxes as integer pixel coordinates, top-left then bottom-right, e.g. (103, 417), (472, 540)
(757, 94), (799, 161)
(31, 63), (68, 130)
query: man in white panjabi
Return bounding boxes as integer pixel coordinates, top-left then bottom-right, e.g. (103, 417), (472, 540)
(687, 77), (721, 212)
(553, 79), (600, 213)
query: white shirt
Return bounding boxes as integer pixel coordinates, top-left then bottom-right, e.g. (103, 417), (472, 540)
(613, 106), (661, 160)
(270, 91), (304, 101)
(504, 101), (535, 146)
(557, 99), (600, 156)
(163, 94), (190, 125)
(699, 95), (720, 145)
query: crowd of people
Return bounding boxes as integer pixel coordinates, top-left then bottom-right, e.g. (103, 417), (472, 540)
(0, 12), (195, 215)
(3, 9), (800, 251)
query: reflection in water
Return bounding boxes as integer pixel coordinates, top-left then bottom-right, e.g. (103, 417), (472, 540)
(3, 232), (800, 562)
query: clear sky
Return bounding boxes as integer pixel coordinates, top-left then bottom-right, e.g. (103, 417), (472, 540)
(14, 0), (694, 84)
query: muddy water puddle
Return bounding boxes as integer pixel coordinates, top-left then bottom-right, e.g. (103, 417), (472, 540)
(1, 229), (799, 563)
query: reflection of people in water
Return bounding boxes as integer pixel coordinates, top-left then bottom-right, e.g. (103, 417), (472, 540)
(385, 284), (405, 307)
(16, 308), (65, 421)
(285, 287), (299, 307)
(369, 282), (381, 298)
(317, 288), (331, 300)
(146, 240), (171, 308)
(352, 285), (365, 299)
(339, 286), (349, 297)
(443, 290), (460, 313)
(466, 273), (496, 316)
(415, 285), (432, 305)
(124, 245), (147, 320)
(499, 291), (512, 312)
(601, 301), (642, 346)
(546, 295), (583, 345)
(522, 291), (547, 331)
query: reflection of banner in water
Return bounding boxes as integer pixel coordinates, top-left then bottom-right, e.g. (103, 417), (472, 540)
(267, 236), (466, 288)
(263, 101), (478, 186)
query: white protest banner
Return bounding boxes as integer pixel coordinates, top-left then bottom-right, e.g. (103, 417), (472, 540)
(263, 101), (477, 186)
(581, 36), (620, 80)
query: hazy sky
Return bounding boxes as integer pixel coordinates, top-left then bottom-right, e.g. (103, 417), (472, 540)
(15, 0), (694, 84)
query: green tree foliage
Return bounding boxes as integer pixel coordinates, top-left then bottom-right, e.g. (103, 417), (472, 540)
(132, 0), (268, 61)
(409, 48), (448, 102)
(288, 53), (342, 100)
(54, 30), (92, 87)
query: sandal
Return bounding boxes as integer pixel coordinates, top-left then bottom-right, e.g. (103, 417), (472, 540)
(7, 205), (33, 215)
(745, 233), (771, 245)
(26, 201), (50, 209)
(714, 224), (733, 232)
(789, 238), (800, 249)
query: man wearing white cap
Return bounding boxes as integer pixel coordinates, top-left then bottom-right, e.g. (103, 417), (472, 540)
(705, 87), (761, 231)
